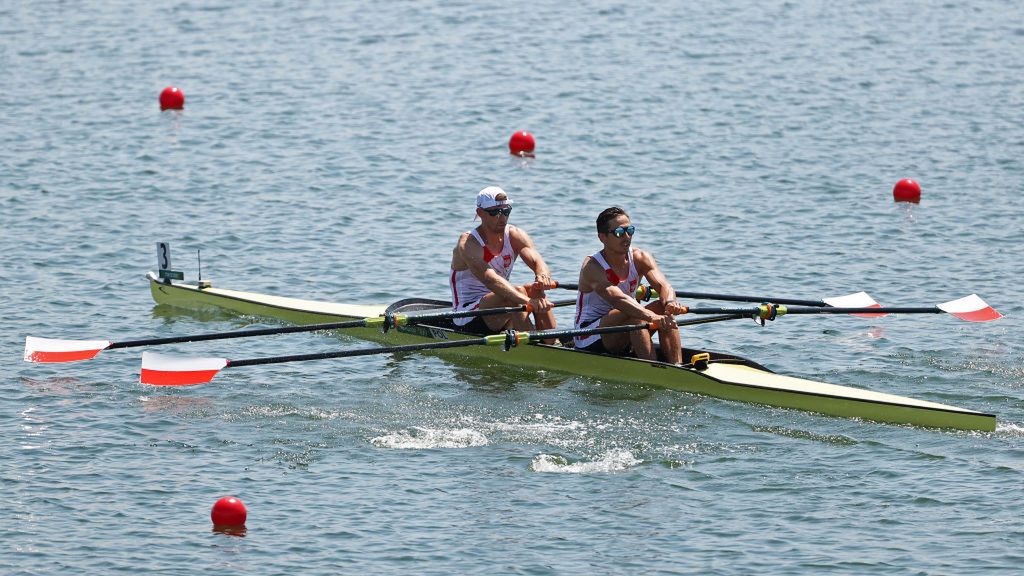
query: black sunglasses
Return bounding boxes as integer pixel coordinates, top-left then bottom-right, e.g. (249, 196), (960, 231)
(483, 206), (513, 217)
(606, 225), (635, 238)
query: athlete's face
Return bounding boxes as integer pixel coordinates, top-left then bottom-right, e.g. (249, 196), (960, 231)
(599, 215), (633, 250)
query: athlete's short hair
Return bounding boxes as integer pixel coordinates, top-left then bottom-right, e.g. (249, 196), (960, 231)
(596, 207), (628, 233)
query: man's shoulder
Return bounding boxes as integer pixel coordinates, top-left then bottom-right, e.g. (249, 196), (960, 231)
(454, 229), (481, 251)
(630, 247), (654, 261)
(630, 247), (659, 273)
(579, 255), (604, 279)
(458, 227), (483, 241)
(507, 225), (534, 249)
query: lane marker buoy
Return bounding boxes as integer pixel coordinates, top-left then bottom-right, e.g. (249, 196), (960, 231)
(509, 131), (535, 157)
(893, 178), (921, 203)
(160, 86), (185, 111)
(211, 496), (247, 528)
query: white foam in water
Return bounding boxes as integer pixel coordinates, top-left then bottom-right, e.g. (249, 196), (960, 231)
(486, 416), (584, 436)
(996, 422), (1024, 437)
(370, 427), (488, 449)
(530, 449), (642, 474)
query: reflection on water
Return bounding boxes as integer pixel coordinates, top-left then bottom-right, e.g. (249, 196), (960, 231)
(139, 394), (214, 415)
(19, 375), (93, 396)
(151, 303), (257, 326)
(212, 525), (247, 537)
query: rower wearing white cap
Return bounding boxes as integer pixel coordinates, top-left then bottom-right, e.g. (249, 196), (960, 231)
(449, 186), (557, 336)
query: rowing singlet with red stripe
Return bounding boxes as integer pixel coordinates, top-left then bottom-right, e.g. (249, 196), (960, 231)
(449, 225), (518, 326)
(574, 249), (640, 348)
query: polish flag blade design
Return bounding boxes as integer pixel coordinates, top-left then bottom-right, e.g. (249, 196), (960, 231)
(937, 294), (1002, 322)
(140, 352), (228, 386)
(822, 292), (886, 318)
(24, 336), (112, 363)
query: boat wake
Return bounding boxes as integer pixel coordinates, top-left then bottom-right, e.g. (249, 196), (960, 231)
(530, 449), (642, 474)
(370, 427), (488, 449)
(995, 421), (1024, 437)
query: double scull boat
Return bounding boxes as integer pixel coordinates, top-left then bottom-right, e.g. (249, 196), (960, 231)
(145, 272), (997, 431)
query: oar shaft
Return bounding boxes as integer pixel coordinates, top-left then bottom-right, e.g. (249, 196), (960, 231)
(683, 307), (778, 316)
(526, 313), (746, 342)
(552, 283), (834, 307)
(401, 298), (576, 323)
(228, 337), (491, 368)
(675, 291), (829, 307)
(226, 314), (748, 368)
(552, 282), (657, 302)
(784, 306), (940, 315)
(680, 305), (943, 317)
(110, 300), (577, 351)
(107, 318), (377, 349)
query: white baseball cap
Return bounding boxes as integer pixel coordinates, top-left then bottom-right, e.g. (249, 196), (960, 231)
(476, 186), (514, 209)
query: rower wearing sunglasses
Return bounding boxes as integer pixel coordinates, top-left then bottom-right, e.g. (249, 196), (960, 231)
(574, 206), (684, 363)
(449, 186), (557, 339)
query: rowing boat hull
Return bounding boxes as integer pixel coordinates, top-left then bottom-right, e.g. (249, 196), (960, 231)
(146, 273), (997, 431)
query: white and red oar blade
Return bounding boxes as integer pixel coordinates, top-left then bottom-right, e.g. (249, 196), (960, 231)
(140, 352), (228, 386)
(822, 292), (886, 317)
(937, 294), (1002, 322)
(24, 336), (112, 363)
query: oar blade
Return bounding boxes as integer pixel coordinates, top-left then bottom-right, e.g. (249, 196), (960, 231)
(822, 292), (886, 317)
(24, 336), (112, 363)
(140, 352), (228, 386)
(937, 294), (1002, 322)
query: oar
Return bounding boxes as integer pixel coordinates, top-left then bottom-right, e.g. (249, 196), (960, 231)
(139, 313), (746, 386)
(677, 294), (1002, 323)
(552, 281), (882, 310)
(23, 298), (578, 363)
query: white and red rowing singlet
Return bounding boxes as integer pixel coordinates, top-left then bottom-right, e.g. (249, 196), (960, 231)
(449, 225), (518, 326)
(574, 249), (640, 348)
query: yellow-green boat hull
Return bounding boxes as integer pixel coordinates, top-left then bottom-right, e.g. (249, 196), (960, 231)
(147, 273), (996, 431)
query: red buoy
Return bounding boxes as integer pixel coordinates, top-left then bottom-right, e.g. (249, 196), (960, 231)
(211, 496), (247, 527)
(508, 131), (535, 156)
(892, 178), (921, 203)
(160, 86), (185, 111)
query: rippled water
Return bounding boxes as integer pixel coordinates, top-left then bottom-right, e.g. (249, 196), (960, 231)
(3, 1), (1023, 574)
